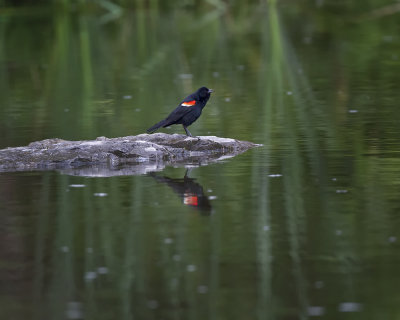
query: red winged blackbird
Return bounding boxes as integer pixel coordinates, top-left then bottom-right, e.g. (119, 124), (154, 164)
(147, 86), (213, 137)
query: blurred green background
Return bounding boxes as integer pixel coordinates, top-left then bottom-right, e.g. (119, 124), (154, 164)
(1, 0), (400, 319)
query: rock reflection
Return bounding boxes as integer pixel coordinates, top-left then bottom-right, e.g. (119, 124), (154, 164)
(149, 169), (212, 215)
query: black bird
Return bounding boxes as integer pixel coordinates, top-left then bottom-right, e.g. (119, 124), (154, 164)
(149, 169), (212, 215)
(147, 86), (213, 137)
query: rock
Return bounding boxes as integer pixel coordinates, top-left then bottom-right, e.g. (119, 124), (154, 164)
(0, 133), (261, 176)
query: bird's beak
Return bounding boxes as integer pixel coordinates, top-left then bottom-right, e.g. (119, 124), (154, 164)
(208, 89), (214, 93)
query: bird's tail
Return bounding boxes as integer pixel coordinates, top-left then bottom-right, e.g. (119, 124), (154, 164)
(147, 119), (168, 133)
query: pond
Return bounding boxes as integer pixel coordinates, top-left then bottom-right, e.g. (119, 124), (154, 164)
(1, 1), (400, 319)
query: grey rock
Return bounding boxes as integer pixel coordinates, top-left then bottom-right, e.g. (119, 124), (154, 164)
(0, 133), (261, 176)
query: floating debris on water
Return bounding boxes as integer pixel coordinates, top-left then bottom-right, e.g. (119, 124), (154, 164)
(123, 95), (132, 99)
(307, 306), (325, 316)
(173, 254), (181, 261)
(164, 238), (173, 244)
(338, 302), (363, 312)
(97, 267), (108, 274)
(187, 265), (197, 272)
(197, 285), (208, 294)
(66, 301), (83, 320)
(336, 189), (348, 194)
(86, 247), (93, 253)
(208, 195), (217, 200)
(61, 246), (69, 253)
(263, 225), (270, 231)
(287, 91), (293, 95)
(314, 281), (324, 289)
(348, 109), (358, 113)
(170, 278), (179, 287)
(388, 236), (397, 243)
(147, 300), (159, 309)
(84, 271), (97, 282)
(268, 174), (282, 178)
(94, 193), (108, 197)
(336, 230), (343, 236)
(225, 97), (231, 102)
(69, 184), (86, 188)
(178, 73), (193, 79)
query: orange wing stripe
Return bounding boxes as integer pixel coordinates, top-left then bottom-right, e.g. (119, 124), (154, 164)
(181, 100), (196, 107)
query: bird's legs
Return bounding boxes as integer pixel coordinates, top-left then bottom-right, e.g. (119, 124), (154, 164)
(183, 125), (193, 137)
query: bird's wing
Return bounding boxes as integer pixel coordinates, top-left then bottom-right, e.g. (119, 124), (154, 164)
(163, 103), (194, 125)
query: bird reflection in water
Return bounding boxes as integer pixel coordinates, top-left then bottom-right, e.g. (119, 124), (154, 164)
(149, 169), (212, 215)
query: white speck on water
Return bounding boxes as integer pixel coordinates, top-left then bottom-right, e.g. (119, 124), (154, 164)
(338, 302), (363, 312)
(94, 193), (108, 197)
(207, 189), (213, 193)
(332, 178), (337, 181)
(307, 306), (325, 316)
(64, 108), (70, 112)
(135, 108), (141, 112)
(61, 246), (69, 253)
(336, 230), (343, 236)
(197, 285), (208, 294)
(225, 97), (231, 102)
(212, 71), (220, 77)
(123, 95), (132, 99)
(164, 238), (173, 244)
(69, 184), (86, 188)
(268, 174), (282, 178)
(287, 91), (293, 95)
(208, 195), (217, 200)
(147, 300), (159, 309)
(145, 147), (157, 152)
(315, 281), (324, 289)
(173, 254), (181, 261)
(388, 236), (397, 243)
(336, 189), (348, 194)
(170, 278), (179, 287)
(66, 301), (83, 319)
(348, 109), (358, 113)
(97, 267), (108, 274)
(84, 271), (97, 282)
(86, 247), (93, 253)
(178, 73), (193, 79)
(382, 35), (393, 42)
(263, 225), (270, 231)
(187, 265), (197, 272)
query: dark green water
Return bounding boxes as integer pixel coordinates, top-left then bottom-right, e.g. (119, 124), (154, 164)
(1, 1), (400, 319)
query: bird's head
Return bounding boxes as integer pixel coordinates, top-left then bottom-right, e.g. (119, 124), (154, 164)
(196, 87), (214, 101)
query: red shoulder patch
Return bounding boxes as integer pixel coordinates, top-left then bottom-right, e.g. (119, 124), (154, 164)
(181, 100), (196, 107)
(184, 194), (198, 206)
